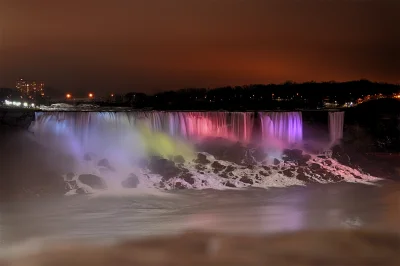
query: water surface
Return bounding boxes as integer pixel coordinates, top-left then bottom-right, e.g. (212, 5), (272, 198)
(1, 182), (399, 251)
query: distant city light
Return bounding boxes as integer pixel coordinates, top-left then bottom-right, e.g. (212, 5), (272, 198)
(5, 100), (11, 105)
(111, 94), (114, 97)
(66, 93), (72, 99)
(31, 103), (35, 107)
(23, 102), (28, 107)
(88, 93), (94, 98)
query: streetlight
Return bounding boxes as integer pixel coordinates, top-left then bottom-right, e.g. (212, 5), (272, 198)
(88, 93), (94, 98)
(66, 93), (72, 99)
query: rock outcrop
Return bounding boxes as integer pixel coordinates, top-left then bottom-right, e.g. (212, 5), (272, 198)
(78, 174), (107, 190)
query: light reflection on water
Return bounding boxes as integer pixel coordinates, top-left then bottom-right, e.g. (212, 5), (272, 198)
(0, 183), (399, 247)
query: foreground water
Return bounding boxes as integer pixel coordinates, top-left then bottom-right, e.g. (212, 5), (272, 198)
(1, 182), (399, 257)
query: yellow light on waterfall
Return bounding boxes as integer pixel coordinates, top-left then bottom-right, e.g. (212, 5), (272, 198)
(137, 121), (195, 160)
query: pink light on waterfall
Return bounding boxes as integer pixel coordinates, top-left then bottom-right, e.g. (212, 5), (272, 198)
(184, 113), (235, 140)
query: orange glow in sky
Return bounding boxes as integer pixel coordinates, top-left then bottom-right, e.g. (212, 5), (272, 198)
(0, 0), (398, 94)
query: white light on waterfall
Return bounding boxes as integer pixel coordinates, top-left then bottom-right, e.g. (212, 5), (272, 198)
(23, 102), (28, 107)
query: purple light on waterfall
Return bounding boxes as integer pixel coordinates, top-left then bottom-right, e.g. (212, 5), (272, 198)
(259, 112), (303, 144)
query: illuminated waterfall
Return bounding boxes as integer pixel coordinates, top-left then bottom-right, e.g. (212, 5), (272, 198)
(329, 112), (345, 143)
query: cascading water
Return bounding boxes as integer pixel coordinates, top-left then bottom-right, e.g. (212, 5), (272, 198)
(329, 112), (345, 144)
(259, 112), (303, 144)
(31, 111), (302, 145)
(30, 111), (303, 152)
(27, 110), (378, 193)
(92, 111), (254, 142)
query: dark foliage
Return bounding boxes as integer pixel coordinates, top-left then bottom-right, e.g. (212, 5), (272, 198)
(122, 80), (399, 110)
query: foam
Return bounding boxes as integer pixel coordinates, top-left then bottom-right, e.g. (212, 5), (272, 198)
(62, 146), (381, 196)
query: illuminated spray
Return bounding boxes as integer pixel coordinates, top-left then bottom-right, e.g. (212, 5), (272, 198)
(137, 121), (195, 160)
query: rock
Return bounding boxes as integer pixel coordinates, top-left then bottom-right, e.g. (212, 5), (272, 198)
(225, 181), (236, 188)
(260, 171), (269, 176)
(282, 169), (294, 177)
(224, 165), (236, 173)
(239, 177), (254, 185)
(211, 161), (226, 171)
(220, 172), (230, 179)
(302, 154), (312, 162)
(283, 149), (310, 166)
(323, 173), (343, 182)
(173, 155), (185, 164)
(121, 174), (140, 188)
(195, 153), (210, 164)
(78, 174), (107, 190)
(296, 169), (310, 182)
(174, 182), (186, 189)
(149, 156), (182, 181)
(273, 158), (280, 165)
(97, 158), (115, 171)
(195, 164), (206, 171)
(310, 163), (321, 171)
(181, 173), (195, 185)
(224, 143), (247, 165)
(283, 149), (303, 161)
(195, 138), (230, 158)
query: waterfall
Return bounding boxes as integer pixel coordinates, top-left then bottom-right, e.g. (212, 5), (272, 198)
(30, 111), (304, 149)
(31, 112), (146, 162)
(259, 112), (303, 144)
(329, 112), (345, 143)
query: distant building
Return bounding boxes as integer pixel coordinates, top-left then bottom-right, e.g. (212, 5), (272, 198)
(16, 78), (45, 100)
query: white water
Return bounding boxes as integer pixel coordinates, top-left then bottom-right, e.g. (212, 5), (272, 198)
(30, 111), (302, 144)
(26, 111), (379, 193)
(329, 112), (345, 144)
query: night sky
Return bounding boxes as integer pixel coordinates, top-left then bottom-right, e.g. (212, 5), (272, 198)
(0, 0), (399, 95)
